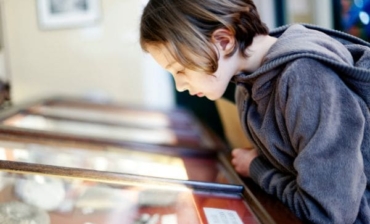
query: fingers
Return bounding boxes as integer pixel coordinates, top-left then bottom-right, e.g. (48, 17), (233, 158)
(232, 147), (254, 156)
(231, 147), (258, 177)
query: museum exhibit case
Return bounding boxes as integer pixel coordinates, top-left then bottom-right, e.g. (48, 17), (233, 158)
(0, 97), (302, 223)
(0, 128), (272, 223)
(0, 166), (259, 224)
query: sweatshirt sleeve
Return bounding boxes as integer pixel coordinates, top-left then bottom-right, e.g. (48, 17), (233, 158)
(249, 58), (367, 224)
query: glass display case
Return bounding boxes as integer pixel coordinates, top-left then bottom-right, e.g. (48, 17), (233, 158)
(0, 97), (225, 156)
(0, 168), (259, 224)
(0, 134), (273, 224)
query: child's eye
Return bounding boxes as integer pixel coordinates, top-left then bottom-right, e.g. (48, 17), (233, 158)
(176, 70), (185, 75)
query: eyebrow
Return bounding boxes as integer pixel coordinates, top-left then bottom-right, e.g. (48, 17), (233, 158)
(165, 61), (176, 70)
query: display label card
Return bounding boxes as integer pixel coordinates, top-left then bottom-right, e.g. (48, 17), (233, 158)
(203, 208), (243, 224)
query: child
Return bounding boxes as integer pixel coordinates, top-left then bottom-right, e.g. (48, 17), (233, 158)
(140, 0), (370, 223)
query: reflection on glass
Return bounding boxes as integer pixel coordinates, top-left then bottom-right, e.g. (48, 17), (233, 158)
(0, 171), (260, 224)
(29, 105), (172, 129)
(2, 114), (178, 145)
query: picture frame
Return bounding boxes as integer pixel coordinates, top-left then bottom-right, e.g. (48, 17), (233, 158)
(37, 0), (101, 30)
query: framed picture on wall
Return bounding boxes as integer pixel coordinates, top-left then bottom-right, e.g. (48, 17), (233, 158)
(37, 0), (101, 30)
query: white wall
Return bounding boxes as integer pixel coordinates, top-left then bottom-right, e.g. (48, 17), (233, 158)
(286, 0), (333, 28)
(313, 0), (333, 28)
(256, 0), (333, 29)
(0, 0), (333, 109)
(255, 0), (276, 29)
(1, 0), (174, 108)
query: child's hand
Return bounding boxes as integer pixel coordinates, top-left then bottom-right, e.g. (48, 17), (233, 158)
(231, 148), (258, 177)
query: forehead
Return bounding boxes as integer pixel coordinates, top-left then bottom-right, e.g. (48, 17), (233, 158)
(146, 43), (209, 73)
(146, 44), (177, 69)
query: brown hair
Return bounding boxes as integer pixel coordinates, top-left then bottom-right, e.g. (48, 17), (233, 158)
(140, 0), (269, 73)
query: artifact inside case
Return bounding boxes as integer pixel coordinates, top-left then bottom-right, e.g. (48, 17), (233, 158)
(0, 169), (260, 224)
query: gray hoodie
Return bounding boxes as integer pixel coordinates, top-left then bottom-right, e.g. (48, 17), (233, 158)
(234, 24), (370, 223)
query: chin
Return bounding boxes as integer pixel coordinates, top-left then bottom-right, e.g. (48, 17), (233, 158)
(206, 94), (222, 101)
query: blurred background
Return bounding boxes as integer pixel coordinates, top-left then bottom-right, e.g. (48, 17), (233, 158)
(0, 0), (368, 141)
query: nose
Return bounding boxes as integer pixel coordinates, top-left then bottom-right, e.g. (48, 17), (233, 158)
(172, 76), (187, 92)
(175, 84), (187, 92)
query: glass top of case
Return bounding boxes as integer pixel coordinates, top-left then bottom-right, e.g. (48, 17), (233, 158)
(28, 104), (173, 129)
(0, 98), (219, 150)
(2, 114), (179, 146)
(29, 99), (197, 130)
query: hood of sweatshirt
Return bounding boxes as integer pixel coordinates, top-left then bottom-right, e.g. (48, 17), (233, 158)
(233, 24), (370, 84)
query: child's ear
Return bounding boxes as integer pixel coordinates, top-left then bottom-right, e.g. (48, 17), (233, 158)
(211, 29), (235, 55)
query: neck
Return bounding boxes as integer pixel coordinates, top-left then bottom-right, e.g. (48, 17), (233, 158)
(241, 35), (277, 73)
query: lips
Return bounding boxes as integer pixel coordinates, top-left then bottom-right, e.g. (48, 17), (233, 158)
(189, 91), (204, 97)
